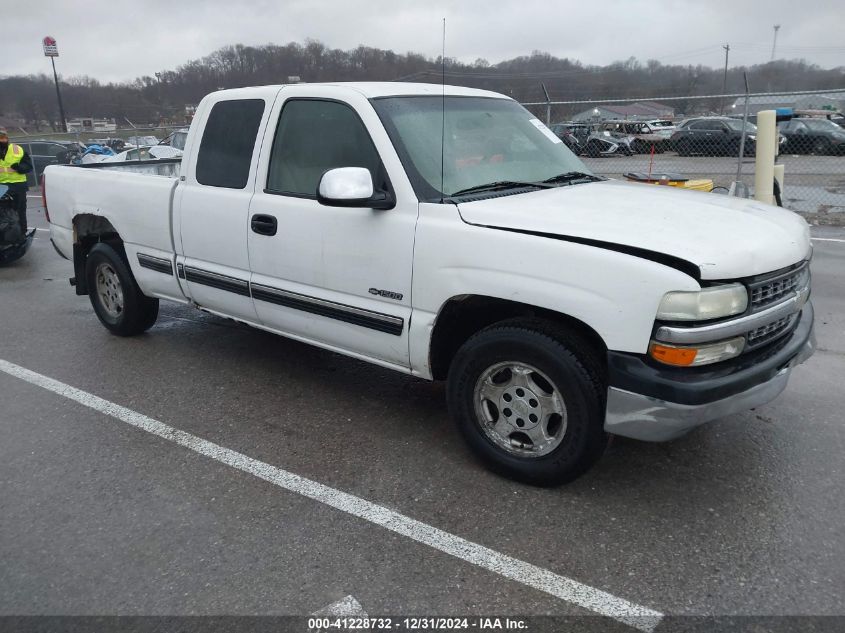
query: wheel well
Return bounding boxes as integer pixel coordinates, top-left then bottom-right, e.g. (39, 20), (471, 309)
(72, 214), (124, 295)
(428, 295), (607, 380)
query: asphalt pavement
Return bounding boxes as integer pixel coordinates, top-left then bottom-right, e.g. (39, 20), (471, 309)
(1, 198), (843, 631)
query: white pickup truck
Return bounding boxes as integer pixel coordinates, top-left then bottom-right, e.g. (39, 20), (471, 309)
(45, 82), (815, 485)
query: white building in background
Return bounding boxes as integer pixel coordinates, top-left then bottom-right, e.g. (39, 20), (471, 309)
(66, 117), (117, 133)
(730, 92), (845, 116)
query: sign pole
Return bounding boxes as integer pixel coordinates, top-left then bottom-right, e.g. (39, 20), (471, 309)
(50, 56), (68, 132)
(43, 36), (67, 132)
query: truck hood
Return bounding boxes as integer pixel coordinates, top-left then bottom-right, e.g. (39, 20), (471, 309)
(457, 179), (811, 280)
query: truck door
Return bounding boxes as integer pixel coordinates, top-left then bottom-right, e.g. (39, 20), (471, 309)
(246, 86), (416, 368)
(175, 93), (274, 323)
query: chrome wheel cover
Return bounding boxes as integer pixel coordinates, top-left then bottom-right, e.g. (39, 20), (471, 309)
(473, 362), (567, 458)
(95, 262), (124, 319)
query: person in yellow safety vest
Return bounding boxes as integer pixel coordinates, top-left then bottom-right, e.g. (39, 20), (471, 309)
(0, 127), (34, 234)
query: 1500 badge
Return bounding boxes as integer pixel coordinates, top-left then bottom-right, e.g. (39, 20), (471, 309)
(369, 288), (403, 301)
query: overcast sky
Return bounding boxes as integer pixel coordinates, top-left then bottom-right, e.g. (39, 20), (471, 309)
(9, 0), (845, 83)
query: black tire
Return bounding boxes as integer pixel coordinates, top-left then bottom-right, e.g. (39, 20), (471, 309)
(675, 139), (691, 157)
(85, 242), (159, 336)
(812, 138), (831, 155)
(446, 319), (608, 486)
(585, 141), (601, 158)
(632, 139), (648, 154)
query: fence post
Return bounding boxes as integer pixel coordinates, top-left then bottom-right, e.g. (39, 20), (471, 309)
(541, 83), (551, 126)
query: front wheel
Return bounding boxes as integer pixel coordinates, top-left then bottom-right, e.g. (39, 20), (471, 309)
(447, 320), (608, 486)
(812, 139), (831, 155)
(85, 243), (159, 336)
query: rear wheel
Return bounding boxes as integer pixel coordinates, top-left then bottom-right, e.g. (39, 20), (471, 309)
(85, 243), (158, 336)
(675, 139), (691, 156)
(447, 320), (607, 486)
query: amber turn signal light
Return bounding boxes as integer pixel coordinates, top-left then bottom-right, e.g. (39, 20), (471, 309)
(649, 342), (698, 366)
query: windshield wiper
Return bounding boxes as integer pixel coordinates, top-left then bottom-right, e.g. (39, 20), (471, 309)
(541, 171), (604, 184)
(448, 180), (555, 197)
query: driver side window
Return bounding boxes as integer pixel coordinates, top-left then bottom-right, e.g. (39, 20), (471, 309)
(267, 99), (384, 198)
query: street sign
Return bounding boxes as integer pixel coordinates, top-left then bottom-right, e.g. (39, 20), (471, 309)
(43, 36), (58, 57)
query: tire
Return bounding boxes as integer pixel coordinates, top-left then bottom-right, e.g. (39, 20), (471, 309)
(632, 139), (648, 154)
(812, 139), (831, 155)
(85, 242), (159, 336)
(675, 139), (691, 157)
(446, 319), (608, 486)
(585, 141), (601, 158)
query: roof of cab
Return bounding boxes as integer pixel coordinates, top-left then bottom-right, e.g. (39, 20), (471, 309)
(210, 82), (510, 100)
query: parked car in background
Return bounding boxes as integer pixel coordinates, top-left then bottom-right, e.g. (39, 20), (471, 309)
(126, 135), (161, 147)
(587, 126), (635, 156)
(598, 120), (667, 153)
(778, 118), (845, 155)
(549, 123), (583, 153)
(670, 117), (758, 156)
(160, 128), (190, 151)
(17, 139), (84, 186)
(644, 119), (677, 138)
(99, 145), (184, 163)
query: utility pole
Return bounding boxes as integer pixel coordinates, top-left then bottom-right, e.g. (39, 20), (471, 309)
(722, 44), (730, 114)
(771, 25), (781, 62)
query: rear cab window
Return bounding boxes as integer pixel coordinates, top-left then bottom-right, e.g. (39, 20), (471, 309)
(195, 99), (265, 189)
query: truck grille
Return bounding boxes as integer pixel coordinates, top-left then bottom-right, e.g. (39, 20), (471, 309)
(749, 263), (809, 310)
(746, 314), (796, 348)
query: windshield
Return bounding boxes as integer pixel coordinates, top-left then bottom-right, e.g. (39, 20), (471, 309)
(171, 131), (188, 150)
(372, 96), (591, 200)
(800, 118), (841, 132)
(724, 119), (757, 132)
(649, 120), (674, 127)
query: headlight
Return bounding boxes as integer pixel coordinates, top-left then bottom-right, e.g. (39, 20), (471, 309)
(747, 134), (756, 141)
(656, 283), (748, 321)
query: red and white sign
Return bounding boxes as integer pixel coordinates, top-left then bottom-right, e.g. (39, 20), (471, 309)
(43, 36), (59, 57)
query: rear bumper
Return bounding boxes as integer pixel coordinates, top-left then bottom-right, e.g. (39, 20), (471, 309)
(604, 302), (815, 441)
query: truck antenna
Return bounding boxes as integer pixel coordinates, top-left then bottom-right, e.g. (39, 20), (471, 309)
(440, 17), (446, 203)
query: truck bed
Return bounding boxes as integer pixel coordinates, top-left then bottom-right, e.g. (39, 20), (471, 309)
(45, 161), (181, 262)
(77, 158), (181, 178)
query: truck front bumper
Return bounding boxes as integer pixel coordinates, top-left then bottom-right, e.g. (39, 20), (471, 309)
(604, 302), (815, 442)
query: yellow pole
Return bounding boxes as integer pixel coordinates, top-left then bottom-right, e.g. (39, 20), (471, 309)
(754, 110), (777, 205)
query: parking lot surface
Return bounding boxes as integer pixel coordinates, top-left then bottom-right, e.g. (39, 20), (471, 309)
(1, 200), (844, 630)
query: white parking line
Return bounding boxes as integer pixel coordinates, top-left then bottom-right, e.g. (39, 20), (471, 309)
(0, 358), (661, 631)
(811, 237), (845, 243)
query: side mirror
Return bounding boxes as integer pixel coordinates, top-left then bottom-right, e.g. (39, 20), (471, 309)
(317, 167), (395, 210)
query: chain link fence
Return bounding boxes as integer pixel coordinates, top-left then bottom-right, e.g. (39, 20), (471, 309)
(522, 90), (845, 224)
(7, 91), (845, 224)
